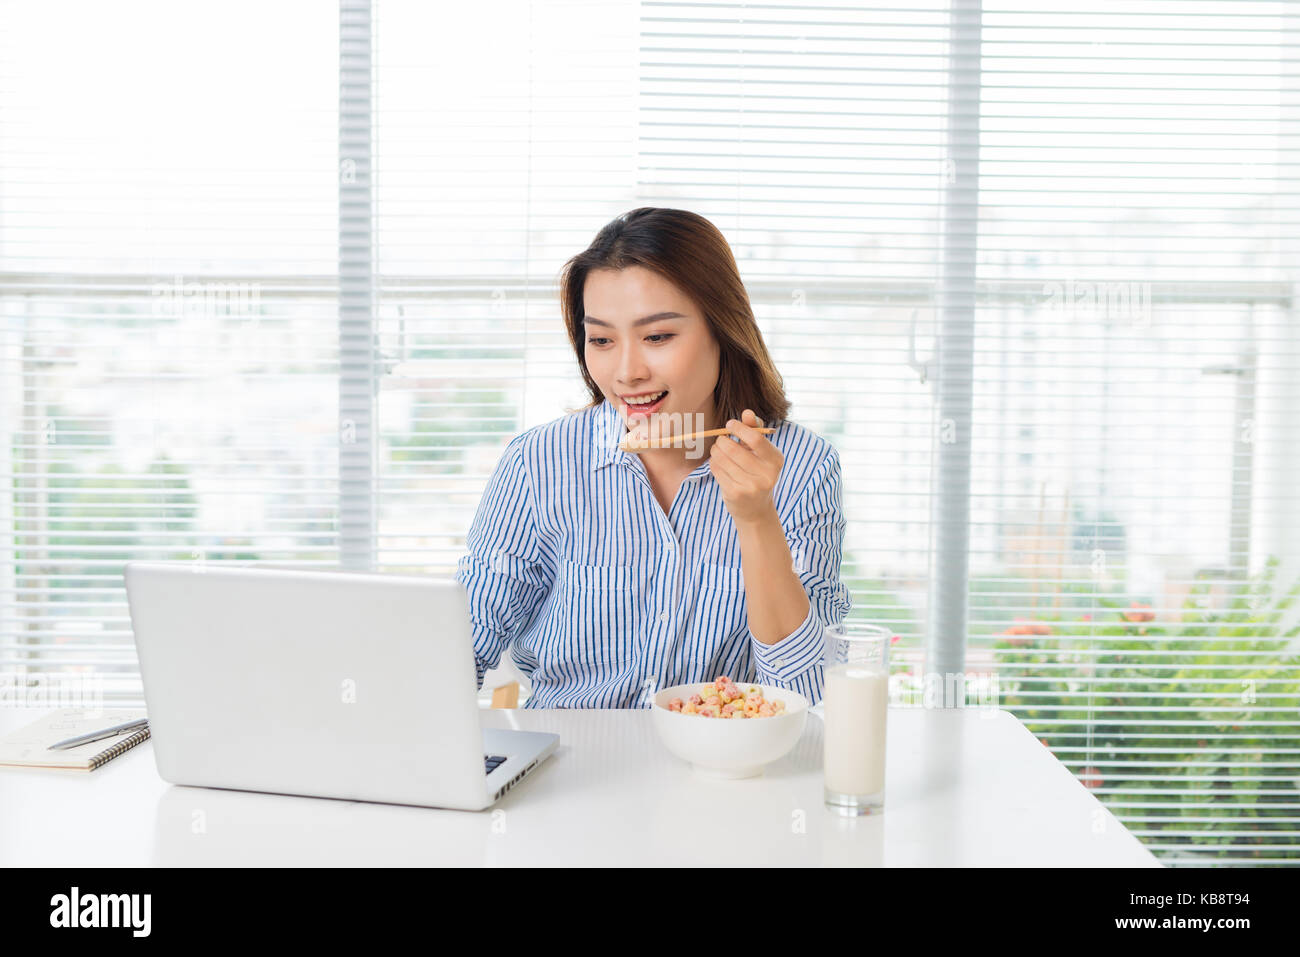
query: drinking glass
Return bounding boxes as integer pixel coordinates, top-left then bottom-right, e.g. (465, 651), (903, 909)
(823, 621), (890, 815)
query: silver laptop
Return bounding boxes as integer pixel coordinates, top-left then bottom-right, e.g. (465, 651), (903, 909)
(123, 561), (558, 811)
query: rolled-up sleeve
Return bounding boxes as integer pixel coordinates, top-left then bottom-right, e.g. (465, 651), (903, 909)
(454, 434), (556, 690)
(751, 446), (852, 705)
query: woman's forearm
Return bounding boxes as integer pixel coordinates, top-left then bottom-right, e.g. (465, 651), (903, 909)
(735, 504), (811, 646)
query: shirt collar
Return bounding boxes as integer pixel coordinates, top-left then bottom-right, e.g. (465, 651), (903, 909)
(590, 397), (630, 472)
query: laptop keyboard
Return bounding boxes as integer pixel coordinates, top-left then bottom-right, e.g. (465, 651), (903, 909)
(484, 754), (508, 774)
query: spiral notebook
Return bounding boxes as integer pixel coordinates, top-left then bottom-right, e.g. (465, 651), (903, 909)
(0, 708), (150, 771)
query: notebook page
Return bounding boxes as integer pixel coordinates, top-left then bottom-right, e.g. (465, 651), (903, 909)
(0, 708), (148, 769)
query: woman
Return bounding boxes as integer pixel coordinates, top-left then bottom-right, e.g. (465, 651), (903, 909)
(454, 207), (851, 707)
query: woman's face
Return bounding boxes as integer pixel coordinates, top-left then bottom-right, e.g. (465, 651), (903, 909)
(582, 265), (722, 462)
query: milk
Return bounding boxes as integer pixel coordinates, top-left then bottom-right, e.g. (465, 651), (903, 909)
(823, 663), (888, 797)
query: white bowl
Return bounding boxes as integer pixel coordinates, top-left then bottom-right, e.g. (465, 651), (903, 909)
(651, 681), (809, 778)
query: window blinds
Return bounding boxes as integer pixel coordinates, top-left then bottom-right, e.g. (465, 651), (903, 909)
(2, 0), (1296, 866)
(0, 1), (341, 700)
(961, 1), (1300, 867)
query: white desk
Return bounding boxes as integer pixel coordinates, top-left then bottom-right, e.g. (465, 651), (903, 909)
(0, 706), (1161, 867)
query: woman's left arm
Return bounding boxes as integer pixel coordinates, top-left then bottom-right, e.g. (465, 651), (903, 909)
(735, 508), (810, 645)
(711, 410), (853, 701)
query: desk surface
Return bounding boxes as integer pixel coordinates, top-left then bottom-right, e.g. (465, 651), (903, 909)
(0, 706), (1161, 867)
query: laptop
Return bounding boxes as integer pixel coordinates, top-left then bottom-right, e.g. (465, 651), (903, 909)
(123, 561), (558, 811)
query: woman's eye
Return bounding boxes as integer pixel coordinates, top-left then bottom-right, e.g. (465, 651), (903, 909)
(586, 334), (674, 346)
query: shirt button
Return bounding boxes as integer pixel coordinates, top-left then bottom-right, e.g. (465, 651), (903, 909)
(775, 657), (787, 667)
(658, 612), (669, 622)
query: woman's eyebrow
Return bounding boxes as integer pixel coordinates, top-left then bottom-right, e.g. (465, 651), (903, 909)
(583, 311), (686, 328)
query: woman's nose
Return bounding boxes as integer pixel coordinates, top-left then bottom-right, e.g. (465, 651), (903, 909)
(616, 342), (649, 382)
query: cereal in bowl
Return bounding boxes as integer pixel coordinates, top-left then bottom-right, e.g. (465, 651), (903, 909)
(666, 675), (786, 718)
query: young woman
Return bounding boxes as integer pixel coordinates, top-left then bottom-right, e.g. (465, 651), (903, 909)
(454, 207), (851, 707)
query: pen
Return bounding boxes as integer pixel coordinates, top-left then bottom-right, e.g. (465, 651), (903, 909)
(48, 718), (148, 751)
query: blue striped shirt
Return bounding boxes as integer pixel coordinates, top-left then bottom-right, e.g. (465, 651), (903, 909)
(454, 397), (852, 708)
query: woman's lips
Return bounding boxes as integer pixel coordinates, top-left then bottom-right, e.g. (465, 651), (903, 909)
(621, 391), (668, 418)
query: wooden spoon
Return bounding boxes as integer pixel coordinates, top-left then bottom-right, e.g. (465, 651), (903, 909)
(620, 426), (775, 452)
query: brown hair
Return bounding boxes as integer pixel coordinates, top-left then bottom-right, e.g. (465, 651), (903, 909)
(559, 207), (791, 427)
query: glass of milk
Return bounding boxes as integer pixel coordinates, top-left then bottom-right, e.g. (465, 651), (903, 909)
(823, 622), (891, 815)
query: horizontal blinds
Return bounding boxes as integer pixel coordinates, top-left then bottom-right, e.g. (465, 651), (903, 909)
(961, 1), (1300, 866)
(0, 1), (340, 702)
(372, 0), (642, 579)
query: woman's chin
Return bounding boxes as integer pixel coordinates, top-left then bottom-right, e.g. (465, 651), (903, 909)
(624, 410), (673, 442)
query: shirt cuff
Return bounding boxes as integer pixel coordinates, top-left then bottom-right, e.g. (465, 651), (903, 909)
(751, 600), (826, 684)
